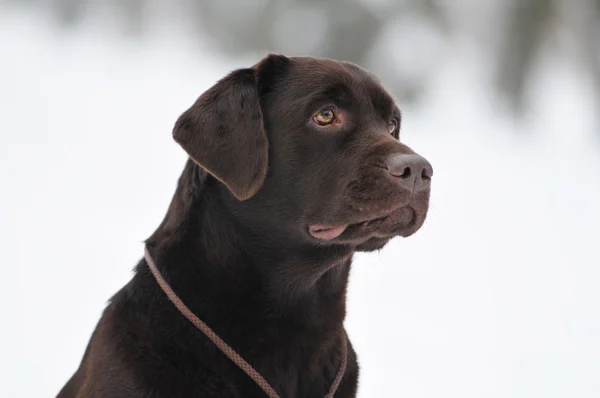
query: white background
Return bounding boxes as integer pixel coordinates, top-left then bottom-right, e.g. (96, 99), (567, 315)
(1, 5), (599, 398)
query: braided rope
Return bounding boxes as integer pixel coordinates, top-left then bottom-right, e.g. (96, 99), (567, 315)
(144, 247), (347, 398)
(325, 334), (348, 398)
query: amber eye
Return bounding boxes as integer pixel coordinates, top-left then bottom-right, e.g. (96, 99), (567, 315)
(314, 108), (335, 125)
(388, 119), (398, 135)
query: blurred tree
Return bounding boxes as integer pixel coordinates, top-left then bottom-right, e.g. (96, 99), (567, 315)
(14, 0), (600, 126)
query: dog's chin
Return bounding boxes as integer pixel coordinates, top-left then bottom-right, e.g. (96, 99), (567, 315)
(354, 221), (424, 251)
(355, 237), (391, 252)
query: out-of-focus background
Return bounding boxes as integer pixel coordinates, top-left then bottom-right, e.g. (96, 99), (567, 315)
(1, 1), (599, 397)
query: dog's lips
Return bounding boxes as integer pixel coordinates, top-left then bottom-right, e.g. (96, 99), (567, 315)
(309, 212), (395, 241)
(308, 224), (349, 240)
(310, 206), (419, 242)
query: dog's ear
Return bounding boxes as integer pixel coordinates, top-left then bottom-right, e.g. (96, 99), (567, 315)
(173, 54), (289, 201)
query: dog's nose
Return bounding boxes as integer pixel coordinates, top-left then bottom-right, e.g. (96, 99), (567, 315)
(387, 154), (433, 192)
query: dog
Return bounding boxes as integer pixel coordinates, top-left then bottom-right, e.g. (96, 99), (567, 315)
(57, 54), (432, 398)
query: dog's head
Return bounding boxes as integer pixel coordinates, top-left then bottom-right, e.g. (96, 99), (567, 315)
(173, 55), (432, 252)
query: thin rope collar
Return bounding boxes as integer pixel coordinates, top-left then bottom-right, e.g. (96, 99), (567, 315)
(144, 246), (348, 398)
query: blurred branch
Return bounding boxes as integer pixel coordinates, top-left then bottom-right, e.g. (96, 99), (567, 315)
(117, 0), (145, 36)
(49, 0), (84, 26)
(496, 0), (555, 114)
(421, 0), (449, 32)
(590, 0), (600, 137)
(191, 0), (382, 65)
(319, 1), (382, 63)
(191, 0), (278, 54)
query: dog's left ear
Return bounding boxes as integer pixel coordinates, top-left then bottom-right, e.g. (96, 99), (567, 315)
(173, 54), (289, 201)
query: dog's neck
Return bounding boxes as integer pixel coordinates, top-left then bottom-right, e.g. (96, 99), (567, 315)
(130, 161), (355, 396)
(144, 159), (354, 327)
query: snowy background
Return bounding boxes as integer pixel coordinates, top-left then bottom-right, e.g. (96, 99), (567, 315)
(1, 2), (599, 397)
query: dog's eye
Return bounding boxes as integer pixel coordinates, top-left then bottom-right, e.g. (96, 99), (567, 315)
(314, 108), (335, 125)
(388, 119), (398, 135)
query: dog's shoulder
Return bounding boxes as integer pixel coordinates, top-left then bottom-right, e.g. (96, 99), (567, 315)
(56, 287), (146, 397)
(58, 281), (246, 398)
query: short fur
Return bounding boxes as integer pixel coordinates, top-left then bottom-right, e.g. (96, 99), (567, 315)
(57, 55), (432, 398)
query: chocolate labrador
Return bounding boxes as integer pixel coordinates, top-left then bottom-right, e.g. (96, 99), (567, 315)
(57, 54), (432, 398)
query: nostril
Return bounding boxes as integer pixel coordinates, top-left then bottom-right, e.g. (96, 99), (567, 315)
(399, 167), (412, 179)
(421, 168), (431, 181)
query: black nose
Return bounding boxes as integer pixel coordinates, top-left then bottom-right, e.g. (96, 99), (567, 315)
(387, 154), (433, 192)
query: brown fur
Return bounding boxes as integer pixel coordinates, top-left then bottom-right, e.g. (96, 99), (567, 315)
(57, 54), (432, 397)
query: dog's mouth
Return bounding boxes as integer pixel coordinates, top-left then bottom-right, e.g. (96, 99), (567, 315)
(309, 206), (417, 242)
